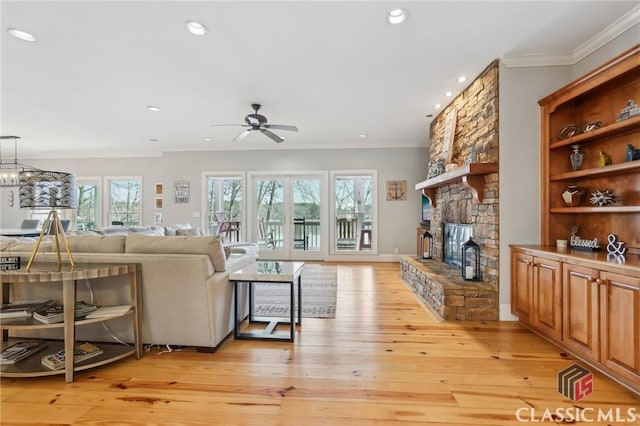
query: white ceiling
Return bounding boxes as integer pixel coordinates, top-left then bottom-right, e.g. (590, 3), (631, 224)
(1, 1), (639, 159)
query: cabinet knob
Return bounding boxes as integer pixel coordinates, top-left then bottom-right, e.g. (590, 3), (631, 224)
(595, 278), (604, 285)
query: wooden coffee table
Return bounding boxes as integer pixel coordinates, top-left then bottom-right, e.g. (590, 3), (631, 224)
(230, 261), (304, 342)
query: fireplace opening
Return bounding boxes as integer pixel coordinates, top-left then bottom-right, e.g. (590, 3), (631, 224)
(443, 223), (472, 268)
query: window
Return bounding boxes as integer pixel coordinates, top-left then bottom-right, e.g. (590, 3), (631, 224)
(106, 177), (142, 226)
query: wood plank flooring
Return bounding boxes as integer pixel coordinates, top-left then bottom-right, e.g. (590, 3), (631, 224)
(2, 262), (639, 425)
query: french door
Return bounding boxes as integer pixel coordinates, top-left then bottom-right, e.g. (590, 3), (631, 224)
(249, 172), (326, 261)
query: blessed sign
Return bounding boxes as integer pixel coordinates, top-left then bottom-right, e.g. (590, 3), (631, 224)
(569, 235), (600, 250)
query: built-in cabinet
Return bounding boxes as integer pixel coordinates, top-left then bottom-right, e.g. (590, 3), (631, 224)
(510, 45), (640, 394)
(539, 44), (640, 250)
(511, 246), (640, 393)
(511, 251), (562, 339)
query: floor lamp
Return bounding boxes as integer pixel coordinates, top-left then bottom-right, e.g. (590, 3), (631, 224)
(19, 170), (78, 271)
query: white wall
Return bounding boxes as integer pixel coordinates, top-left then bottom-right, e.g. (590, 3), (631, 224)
(498, 63), (570, 319)
(0, 147), (428, 257)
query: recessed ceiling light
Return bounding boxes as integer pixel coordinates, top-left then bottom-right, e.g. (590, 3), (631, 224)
(359, 133), (368, 138)
(434, 104), (442, 109)
(147, 105), (161, 112)
(457, 76), (467, 83)
(445, 91), (453, 97)
(185, 20), (207, 36)
(426, 114), (433, 118)
(204, 137), (212, 142)
(7, 28), (37, 42)
(149, 138), (159, 142)
(386, 9), (408, 24)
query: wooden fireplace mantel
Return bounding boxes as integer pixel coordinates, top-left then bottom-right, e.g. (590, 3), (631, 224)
(414, 162), (498, 207)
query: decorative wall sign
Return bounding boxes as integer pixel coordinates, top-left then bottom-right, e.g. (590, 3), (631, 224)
(174, 181), (190, 204)
(386, 180), (407, 201)
(569, 235), (600, 250)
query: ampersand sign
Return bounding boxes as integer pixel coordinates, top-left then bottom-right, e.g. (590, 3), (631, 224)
(606, 234), (626, 256)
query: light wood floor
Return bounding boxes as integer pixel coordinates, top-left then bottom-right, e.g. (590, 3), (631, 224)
(1, 262), (639, 425)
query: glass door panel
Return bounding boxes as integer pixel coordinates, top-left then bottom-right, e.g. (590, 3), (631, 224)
(252, 174), (325, 260)
(255, 178), (285, 257)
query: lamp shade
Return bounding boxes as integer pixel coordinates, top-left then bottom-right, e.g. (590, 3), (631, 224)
(19, 170), (78, 209)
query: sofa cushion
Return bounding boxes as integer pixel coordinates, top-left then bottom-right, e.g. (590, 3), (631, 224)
(164, 223), (192, 236)
(66, 234), (126, 253)
(125, 233), (227, 272)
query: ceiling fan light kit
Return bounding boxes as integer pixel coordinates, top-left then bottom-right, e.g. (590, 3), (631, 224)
(211, 103), (298, 143)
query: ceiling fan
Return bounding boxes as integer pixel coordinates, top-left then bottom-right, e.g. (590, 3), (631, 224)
(211, 103), (298, 143)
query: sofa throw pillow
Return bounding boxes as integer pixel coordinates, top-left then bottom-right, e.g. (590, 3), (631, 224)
(125, 233), (227, 272)
(164, 223), (192, 236)
(176, 228), (199, 236)
(66, 234), (127, 253)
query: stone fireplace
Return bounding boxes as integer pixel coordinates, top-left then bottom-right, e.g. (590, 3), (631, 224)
(400, 59), (499, 321)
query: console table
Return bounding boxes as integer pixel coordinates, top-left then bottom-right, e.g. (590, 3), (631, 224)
(230, 261), (304, 342)
(0, 263), (142, 382)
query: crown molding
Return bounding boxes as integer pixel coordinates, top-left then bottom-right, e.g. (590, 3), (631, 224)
(502, 5), (640, 68)
(501, 52), (573, 68)
(573, 5), (640, 63)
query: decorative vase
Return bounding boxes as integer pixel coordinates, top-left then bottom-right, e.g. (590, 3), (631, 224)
(570, 145), (583, 171)
(562, 186), (585, 207)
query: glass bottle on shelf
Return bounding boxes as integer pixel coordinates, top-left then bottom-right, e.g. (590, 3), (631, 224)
(570, 145), (583, 171)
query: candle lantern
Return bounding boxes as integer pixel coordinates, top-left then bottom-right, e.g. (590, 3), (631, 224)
(420, 229), (433, 259)
(462, 237), (481, 281)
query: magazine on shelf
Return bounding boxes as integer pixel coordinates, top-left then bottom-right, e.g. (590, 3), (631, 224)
(0, 341), (49, 365)
(41, 342), (104, 370)
(33, 301), (97, 324)
(85, 305), (132, 319)
(0, 300), (56, 319)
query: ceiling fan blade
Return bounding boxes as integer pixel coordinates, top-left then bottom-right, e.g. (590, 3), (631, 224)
(233, 129), (253, 141)
(260, 128), (284, 143)
(264, 124), (298, 132)
(210, 124), (249, 128)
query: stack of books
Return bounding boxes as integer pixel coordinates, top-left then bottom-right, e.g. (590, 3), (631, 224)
(0, 341), (49, 365)
(33, 301), (97, 324)
(0, 300), (56, 320)
(41, 342), (103, 370)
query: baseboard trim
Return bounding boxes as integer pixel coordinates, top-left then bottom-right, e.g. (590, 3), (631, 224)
(500, 304), (518, 321)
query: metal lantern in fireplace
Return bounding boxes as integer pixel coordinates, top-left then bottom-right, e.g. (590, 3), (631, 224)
(462, 238), (481, 281)
(420, 229), (433, 259)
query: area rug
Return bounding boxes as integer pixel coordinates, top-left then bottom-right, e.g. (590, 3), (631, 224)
(252, 264), (337, 318)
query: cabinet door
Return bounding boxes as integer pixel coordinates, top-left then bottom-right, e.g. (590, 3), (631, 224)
(563, 263), (600, 361)
(600, 271), (640, 386)
(511, 251), (533, 323)
(532, 257), (562, 339)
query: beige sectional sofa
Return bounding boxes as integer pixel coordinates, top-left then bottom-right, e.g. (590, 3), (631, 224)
(1, 233), (259, 351)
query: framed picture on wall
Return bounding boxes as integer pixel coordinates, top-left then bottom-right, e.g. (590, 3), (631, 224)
(421, 194), (431, 226)
(155, 183), (163, 196)
(174, 181), (190, 204)
(155, 197), (163, 209)
(386, 180), (407, 201)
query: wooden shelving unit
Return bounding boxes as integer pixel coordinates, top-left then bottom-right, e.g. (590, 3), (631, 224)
(414, 163), (498, 206)
(0, 263), (142, 382)
(540, 44), (640, 248)
(511, 44), (640, 393)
